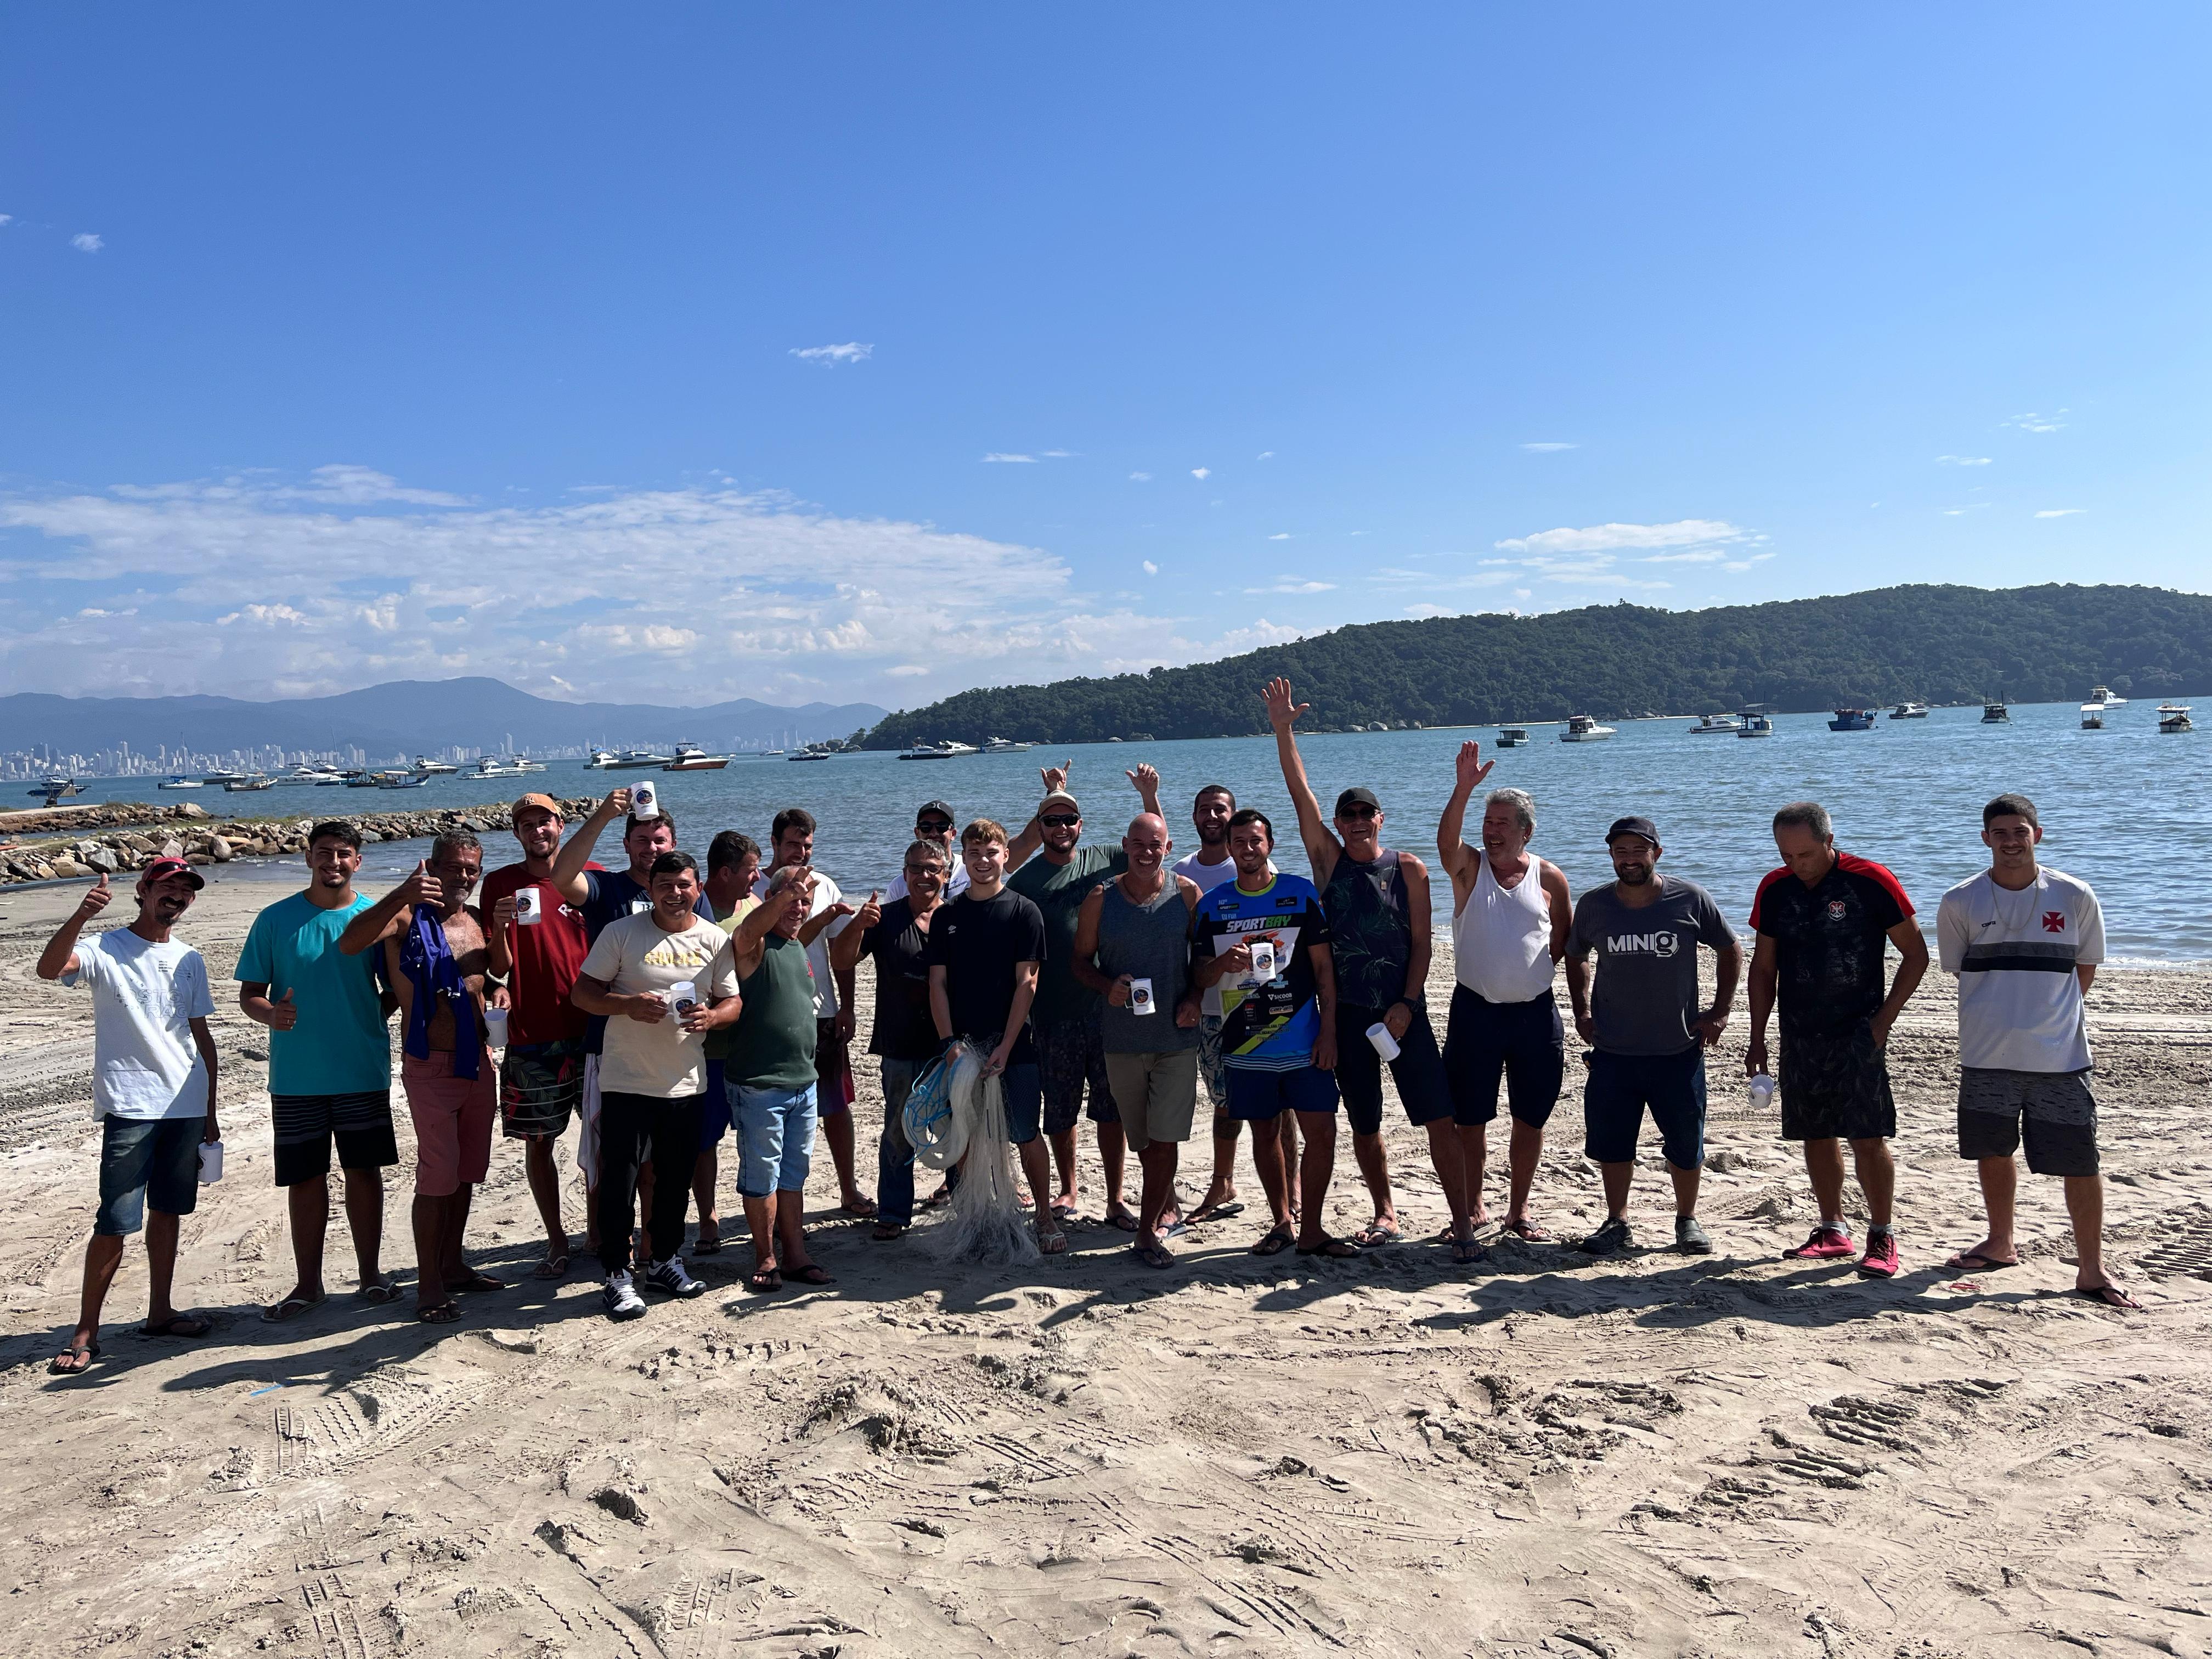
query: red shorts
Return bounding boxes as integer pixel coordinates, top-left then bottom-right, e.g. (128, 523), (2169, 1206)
(403, 1051), (497, 1197)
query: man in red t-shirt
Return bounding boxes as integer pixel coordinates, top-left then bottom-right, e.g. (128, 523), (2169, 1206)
(484, 794), (601, 1276)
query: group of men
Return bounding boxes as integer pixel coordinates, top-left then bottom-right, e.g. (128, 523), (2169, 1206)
(37, 675), (2138, 1369)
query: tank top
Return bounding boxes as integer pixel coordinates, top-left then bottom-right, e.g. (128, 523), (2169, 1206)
(1096, 877), (1200, 1054)
(1452, 851), (1555, 1003)
(1321, 848), (1412, 1009)
(725, 933), (819, 1090)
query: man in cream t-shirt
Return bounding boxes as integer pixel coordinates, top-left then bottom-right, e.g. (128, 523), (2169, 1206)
(573, 851), (740, 1321)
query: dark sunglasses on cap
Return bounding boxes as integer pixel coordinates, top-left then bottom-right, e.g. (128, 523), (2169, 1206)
(1040, 813), (1081, 828)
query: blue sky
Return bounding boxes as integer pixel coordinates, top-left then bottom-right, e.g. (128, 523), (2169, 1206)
(4, 7), (2207, 709)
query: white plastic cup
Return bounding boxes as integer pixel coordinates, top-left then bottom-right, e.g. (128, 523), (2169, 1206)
(513, 886), (541, 926)
(198, 1139), (224, 1184)
(1248, 939), (1277, 982)
(1366, 1022), (1400, 1060)
(1748, 1072), (1777, 1108)
(1130, 977), (1155, 1015)
(630, 780), (659, 818)
(485, 1006), (510, 1048)
(669, 979), (698, 1016)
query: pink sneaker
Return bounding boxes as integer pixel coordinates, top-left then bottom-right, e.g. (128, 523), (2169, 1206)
(1784, 1226), (1857, 1261)
(1857, 1232), (1899, 1278)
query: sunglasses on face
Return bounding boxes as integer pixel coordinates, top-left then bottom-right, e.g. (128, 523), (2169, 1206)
(1041, 814), (1080, 828)
(904, 861), (945, 876)
(1338, 805), (1379, 820)
(916, 820), (952, 834)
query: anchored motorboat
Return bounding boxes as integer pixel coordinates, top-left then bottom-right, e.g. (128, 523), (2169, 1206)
(2091, 685), (2126, 707)
(1737, 706), (1774, 738)
(2158, 703), (2193, 733)
(2080, 702), (2106, 730)
(982, 737), (1032, 753)
(414, 756), (459, 775)
(1889, 701), (1929, 719)
(899, 740), (980, 760)
(1829, 708), (1878, 732)
(1981, 702), (2011, 724)
(223, 774), (275, 792)
(470, 756), (526, 778)
(1688, 713), (1742, 735)
(156, 775), (204, 790)
(664, 743), (732, 771)
(1560, 715), (1615, 743)
(1496, 728), (1528, 748)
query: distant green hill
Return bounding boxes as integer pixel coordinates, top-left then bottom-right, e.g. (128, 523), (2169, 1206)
(864, 583), (2210, 747)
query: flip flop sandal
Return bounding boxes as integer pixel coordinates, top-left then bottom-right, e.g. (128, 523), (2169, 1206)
(415, 1302), (462, 1324)
(2072, 1284), (2142, 1311)
(1297, 1235), (1363, 1259)
(49, 1342), (100, 1375)
(1352, 1221), (1402, 1248)
(450, 1272), (507, 1294)
(1160, 1218), (1190, 1240)
(872, 1223), (906, 1242)
(142, 1313), (212, 1339)
(1251, 1226), (1295, 1257)
(839, 1196), (881, 1218)
(1105, 1210), (1141, 1233)
(1185, 1200), (1245, 1225)
(356, 1279), (404, 1307)
(261, 1291), (327, 1323)
(787, 1265), (835, 1286)
(748, 1268), (784, 1293)
(693, 1235), (723, 1256)
(1132, 1242), (1175, 1269)
(1451, 1238), (1489, 1265)
(532, 1255), (569, 1280)
(1500, 1218), (1553, 1243)
(1037, 1227), (1069, 1256)
(1945, 1251), (2021, 1272)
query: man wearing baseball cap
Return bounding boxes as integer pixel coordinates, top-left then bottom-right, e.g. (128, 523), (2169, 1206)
(37, 859), (221, 1374)
(885, 800), (969, 903)
(482, 793), (598, 1276)
(1562, 815), (1741, 1256)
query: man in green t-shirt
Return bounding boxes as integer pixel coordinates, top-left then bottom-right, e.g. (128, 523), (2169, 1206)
(1006, 761), (1164, 1227)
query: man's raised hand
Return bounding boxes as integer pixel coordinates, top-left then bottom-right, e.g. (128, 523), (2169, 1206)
(1455, 741), (1494, 791)
(605, 786), (632, 817)
(75, 872), (113, 921)
(1041, 760), (1072, 795)
(1126, 762), (1160, 795)
(854, 890), (882, 930)
(397, 859), (443, 909)
(1262, 676), (1309, 730)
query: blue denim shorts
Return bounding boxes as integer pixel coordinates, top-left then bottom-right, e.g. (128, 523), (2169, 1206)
(97, 1115), (202, 1235)
(731, 1080), (819, 1198)
(998, 1060), (1043, 1146)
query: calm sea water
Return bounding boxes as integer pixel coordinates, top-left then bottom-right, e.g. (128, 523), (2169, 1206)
(47, 698), (2209, 962)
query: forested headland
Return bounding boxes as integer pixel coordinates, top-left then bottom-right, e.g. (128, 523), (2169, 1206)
(863, 584), (2211, 747)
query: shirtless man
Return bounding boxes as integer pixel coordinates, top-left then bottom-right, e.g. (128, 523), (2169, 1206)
(1437, 745), (1573, 1251)
(341, 830), (503, 1322)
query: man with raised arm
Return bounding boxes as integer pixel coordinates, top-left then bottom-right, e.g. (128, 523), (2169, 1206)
(1745, 801), (1928, 1279)
(1263, 676), (1451, 1250)
(1437, 744), (1574, 1256)
(1071, 814), (1203, 1266)
(1562, 816), (1741, 1257)
(483, 793), (597, 1277)
(926, 819), (1057, 1252)
(238, 820), (401, 1319)
(1006, 760), (1164, 1227)
(1191, 808), (1356, 1259)
(340, 830), (504, 1323)
(37, 862), (220, 1374)
(1936, 793), (2135, 1309)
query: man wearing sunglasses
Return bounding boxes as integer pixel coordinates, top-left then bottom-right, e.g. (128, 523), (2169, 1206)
(885, 800), (969, 903)
(1265, 676), (1452, 1252)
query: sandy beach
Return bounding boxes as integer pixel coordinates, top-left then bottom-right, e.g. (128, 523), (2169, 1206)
(2, 868), (2208, 1659)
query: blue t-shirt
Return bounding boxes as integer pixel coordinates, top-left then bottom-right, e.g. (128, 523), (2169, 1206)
(234, 891), (390, 1096)
(1192, 873), (1333, 1071)
(579, 868), (716, 1055)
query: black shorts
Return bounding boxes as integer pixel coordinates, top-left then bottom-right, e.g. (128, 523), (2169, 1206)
(1037, 1008), (1117, 1135)
(1442, 985), (1564, 1129)
(1778, 1022), (1896, 1142)
(1334, 1002), (1452, 1135)
(1957, 1067), (2098, 1177)
(271, 1088), (398, 1188)
(501, 1039), (584, 1141)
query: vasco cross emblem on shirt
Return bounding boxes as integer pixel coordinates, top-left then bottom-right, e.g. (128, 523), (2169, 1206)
(2042, 911), (2067, 934)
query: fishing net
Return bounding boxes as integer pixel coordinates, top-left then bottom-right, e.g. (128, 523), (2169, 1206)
(919, 1041), (1039, 1267)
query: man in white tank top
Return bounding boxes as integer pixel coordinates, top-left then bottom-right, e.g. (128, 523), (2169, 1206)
(1435, 743), (1573, 1249)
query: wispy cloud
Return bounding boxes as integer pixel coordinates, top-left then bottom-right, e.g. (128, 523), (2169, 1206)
(1127, 472), (1152, 482)
(1190, 467), (1211, 481)
(2004, 409), (2068, 433)
(1519, 442), (1577, 453)
(1244, 580), (1336, 595)
(71, 232), (103, 253)
(2034, 508), (2086, 518)
(1267, 533), (1292, 541)
(1141, 560), (1159, 575)
(0, 215), (13, 227)
(1495, 519), (1750, 556)
(1720, 552), (1775, 573)
(1040, 449), (1074, 459)
(1641, 551), (1726, 563)
(980, 453), (1036, 464)
(1940, 503), (1993, 516)
(1404, 603), (1454, 618)
(789, 342), (872, 365)
(1255, 451), (1274, 461)
(1937, 455), (1993, 466)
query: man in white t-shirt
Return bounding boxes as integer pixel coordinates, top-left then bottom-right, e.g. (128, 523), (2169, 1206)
(36, 861), (221, 1374)
(1936, 793), (2135, 1310)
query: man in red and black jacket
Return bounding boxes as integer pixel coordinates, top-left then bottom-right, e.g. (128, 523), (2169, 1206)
(1745, 800), (1929, 1279)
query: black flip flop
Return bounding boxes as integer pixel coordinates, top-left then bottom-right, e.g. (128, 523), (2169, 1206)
(415, 1301), (461, 1324)
(2072, 1283), (2141, 1311)
(1296, 1235), (1362, 1259)
(1186, 1200), (1245, 1225)
(787, 1264), (834, 1286)
(142, 1313), (212, 1339)
(1251, 1225), (1295, 1257)
(748, 1267), (784, 1293)
(1132, 1242), (1175, 1269)
(1946, 1251), (2022, 1272)
(49, 1342), (100, 1376)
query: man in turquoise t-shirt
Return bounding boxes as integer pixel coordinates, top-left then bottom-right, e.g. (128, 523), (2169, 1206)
(237, 820), (400, 1319)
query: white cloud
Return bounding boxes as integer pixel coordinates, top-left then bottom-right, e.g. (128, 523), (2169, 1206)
(0, 215), (13, 227)
(2035, 508), (2086, 518)
(1127, 471), (1152, 482)
(980, 453), (1036, 464)
(2004, 409), (2068, 432)
(1721, 552), (1776, 573)
(71, 232), (104, 252)
(1640, 550), (1726, 563)
(790, 342), (872, 365)
(1255, 451), (1274, 461)
(1937, 455), (1993, 466)
(1268, 533), (1291, 541)
(884, 664), (929, 677)
(1190, 467), (1210, 481)
(1040, 449), (1074, 459)
(1940, 503), (1993, 516)
(1243, 579), (1336, 595)
(1519, 442), (1577, 453)
(1495, 518), (1749, 556)
(1404, 603), (1453, 618)
(1141, 560), (1159, 575)
(1513, 588), (1532, 599)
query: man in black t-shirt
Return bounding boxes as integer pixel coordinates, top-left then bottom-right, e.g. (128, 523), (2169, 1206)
(1746, 801), (1929, 1278)
(924, 819), (1058, 1252)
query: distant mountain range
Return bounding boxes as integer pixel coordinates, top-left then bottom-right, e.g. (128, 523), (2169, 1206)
(3, 677), (889, 760)
(862, 583), (2211, 746)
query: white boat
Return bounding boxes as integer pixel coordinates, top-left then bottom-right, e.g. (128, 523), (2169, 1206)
(1982, 702), (2011, 724)
(469, 756), (526, 778)
(377, 771), (431, 789)
(223, 774), (275, 792)
(1889, 701), (1929, 719)
(981, 737), (1032, 753)
(512, 756), (548, 772)
(201, 768), (249, 784)
(156, 775), (204, 790)
(595, 748), (670, 770)
(273, 764), (343, 787)
(1688, 713), (1742, 735)
(2091, 685), (2126, 707)
(1496, 728), (1528, 748)
(787, 749), (831, 763)
(2080, 702), (2106, 730)
(898, 740), (979, 761)
(1559, 714), (1615, 743)
(29, 774), (83, 798)
(664, 742), (732, 771)
(414, 756), (459, 775)
(2158, 703), (2193, 733)
(1738, 708), (1774, 738)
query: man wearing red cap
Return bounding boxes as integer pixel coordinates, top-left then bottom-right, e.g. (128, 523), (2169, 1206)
(37, 860), (221, 1374)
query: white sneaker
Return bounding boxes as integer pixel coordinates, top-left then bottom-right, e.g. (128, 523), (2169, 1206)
(602, 1270), (646, 1321)
(644, 1256), (704, 1299)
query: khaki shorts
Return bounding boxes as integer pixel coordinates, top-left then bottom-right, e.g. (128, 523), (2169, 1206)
(1104, 1049), (1200, 1152)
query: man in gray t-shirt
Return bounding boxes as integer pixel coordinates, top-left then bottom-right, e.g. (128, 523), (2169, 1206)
(1562, 816), (1743, 1257)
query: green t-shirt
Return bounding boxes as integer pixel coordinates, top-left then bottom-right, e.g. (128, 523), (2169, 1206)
(1008, 844), (1126, 1027)
(725, 933), (818, 1091)
(234, 891), (390, 1096)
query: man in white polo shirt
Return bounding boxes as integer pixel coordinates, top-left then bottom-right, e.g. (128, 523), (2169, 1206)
(1936, 792), (2135, 1310)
